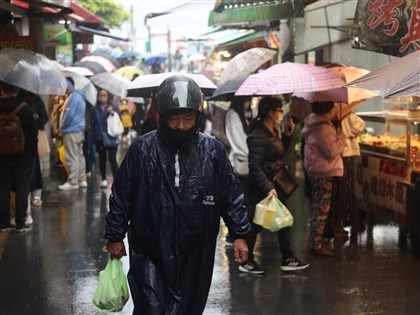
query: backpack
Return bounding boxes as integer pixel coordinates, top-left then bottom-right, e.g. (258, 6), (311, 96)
(0, 103), (27, 154)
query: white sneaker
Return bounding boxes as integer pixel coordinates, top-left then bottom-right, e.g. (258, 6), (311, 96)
(58, 182), (79, 190)
(25, 214), (33, 226)
(100, 180), (108, 188)
(31, 197), (43, 207)
(79, 180), (88, 188)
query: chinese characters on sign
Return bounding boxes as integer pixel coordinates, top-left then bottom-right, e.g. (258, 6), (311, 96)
(355, 157), (408, 214)
(351, 0), (420, 56)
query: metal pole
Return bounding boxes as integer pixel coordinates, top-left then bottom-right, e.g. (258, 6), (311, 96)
(167, 27), (171, 72)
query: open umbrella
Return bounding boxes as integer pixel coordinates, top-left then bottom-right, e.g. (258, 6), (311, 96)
(90, 53), (121, 69)
(142, 54), (167, 66)
(62, 70), (97, 105)
(63, 66), (94, 76)
(344, 51), (420, 98)
(117, 51), (140, 60)
(90, 72), (131, 98)
(0, 48), (67, 95)
(220, 47), (276, 84)
(115, 66), (143, 81)
(81, 55), (116, 72)
(207, 74), (249, 101)
(293, 66), (378, 104)
(235, 62), (345, 96)
(126, 72), (217, 98)
(73, 61), (107, 74)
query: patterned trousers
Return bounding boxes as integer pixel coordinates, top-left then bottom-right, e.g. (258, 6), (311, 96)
(310, 177), (333, 249)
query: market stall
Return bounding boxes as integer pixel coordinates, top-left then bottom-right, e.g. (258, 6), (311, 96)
(354, 98), (420, 245)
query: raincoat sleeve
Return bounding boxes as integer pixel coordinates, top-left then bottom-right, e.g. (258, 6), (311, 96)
(105, 143), (139, 242)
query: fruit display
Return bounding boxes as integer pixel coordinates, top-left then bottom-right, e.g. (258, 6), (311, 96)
(359, 133), (420, 154)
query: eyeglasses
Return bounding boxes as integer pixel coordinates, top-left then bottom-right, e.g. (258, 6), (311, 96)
(276, 108), (284, 113)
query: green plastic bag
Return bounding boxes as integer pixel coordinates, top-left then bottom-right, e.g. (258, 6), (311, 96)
(253, 195), (294, 232)
(92, 259), (129, 312)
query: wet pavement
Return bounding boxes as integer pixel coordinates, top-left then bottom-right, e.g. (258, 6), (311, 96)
(1, 148), (420, 315)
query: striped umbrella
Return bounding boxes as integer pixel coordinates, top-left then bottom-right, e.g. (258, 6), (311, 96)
(235, 62), (345, 96)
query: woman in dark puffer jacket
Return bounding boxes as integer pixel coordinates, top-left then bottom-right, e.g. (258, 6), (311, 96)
(239, 96), (309, 274)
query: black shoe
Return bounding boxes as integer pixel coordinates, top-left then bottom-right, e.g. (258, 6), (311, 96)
(281, 257), (310, 271)
(238, 261), (266, 275)
(16, 224), (32, 233)
(0, 223), (15, 232)
(225, 234), (234, 247)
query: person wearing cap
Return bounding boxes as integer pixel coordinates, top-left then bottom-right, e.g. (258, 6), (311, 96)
(58, 78), (87, 190)
(104, 75), (250, 314)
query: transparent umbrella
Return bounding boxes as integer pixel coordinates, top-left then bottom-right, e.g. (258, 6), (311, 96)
(220, 47), (276, 84)
(90, 72), (131, 98)
(0, 48), (67, 95)
(126, 72), (217, 98)
(62, 70), (97, 105)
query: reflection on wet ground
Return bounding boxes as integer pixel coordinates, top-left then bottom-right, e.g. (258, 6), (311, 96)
(1, 152), (420, 315)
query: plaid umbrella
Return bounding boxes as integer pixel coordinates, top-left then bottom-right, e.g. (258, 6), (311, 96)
(235, 62), (345, 96)
(220, 48), (276, 84)
(293, 66), (378, 104)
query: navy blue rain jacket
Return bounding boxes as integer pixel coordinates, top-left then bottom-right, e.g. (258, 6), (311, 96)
(105, 131), (251, 314)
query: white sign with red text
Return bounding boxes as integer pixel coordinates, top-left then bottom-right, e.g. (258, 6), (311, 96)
(354, 156), (409, 214)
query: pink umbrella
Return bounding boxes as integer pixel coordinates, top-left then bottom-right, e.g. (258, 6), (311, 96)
(81, 55), (116, 73)
(235, 62), (345, 96)
(126, 72), (217, 97)
(293, 66), (378, 104)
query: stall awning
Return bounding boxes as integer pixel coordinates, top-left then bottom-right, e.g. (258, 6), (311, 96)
(70, 1), (103, 24)
(219, 30), (265, 47)
(203, 29), (256, 47)
(75, 25), (129, 42)
(208, 0), (305, 28)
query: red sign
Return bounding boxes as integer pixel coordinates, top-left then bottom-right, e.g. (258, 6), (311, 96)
(0, 36), (33, 50)
(351, 0), (420, 56)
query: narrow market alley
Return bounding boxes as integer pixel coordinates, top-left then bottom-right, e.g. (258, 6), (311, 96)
(0, 148), (419, 315)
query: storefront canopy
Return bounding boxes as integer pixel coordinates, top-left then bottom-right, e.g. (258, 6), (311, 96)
(208, 0), (305, 28)
(75, 25), (129, 42)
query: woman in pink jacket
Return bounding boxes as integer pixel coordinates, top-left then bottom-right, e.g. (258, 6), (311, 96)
(302, 101), (346, 256)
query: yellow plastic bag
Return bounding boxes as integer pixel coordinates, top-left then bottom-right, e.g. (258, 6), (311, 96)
(253, 195), (294, 232)
(92, 259), (130, 312)
(57, 144), (68, 175)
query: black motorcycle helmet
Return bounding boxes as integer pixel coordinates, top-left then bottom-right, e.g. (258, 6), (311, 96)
(155, 75), (203, 117)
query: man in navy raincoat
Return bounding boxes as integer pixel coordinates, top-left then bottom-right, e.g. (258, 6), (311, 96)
(105, 75), (251, 314)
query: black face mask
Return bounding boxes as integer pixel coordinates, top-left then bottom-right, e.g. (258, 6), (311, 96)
(159, 124), (199, 151)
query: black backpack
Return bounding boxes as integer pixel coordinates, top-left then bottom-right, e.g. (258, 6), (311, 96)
(0, 103), (27, 154)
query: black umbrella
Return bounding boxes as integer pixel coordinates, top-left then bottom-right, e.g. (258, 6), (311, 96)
(207, 74), (249, 101)
(73, 61), (107, 74)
